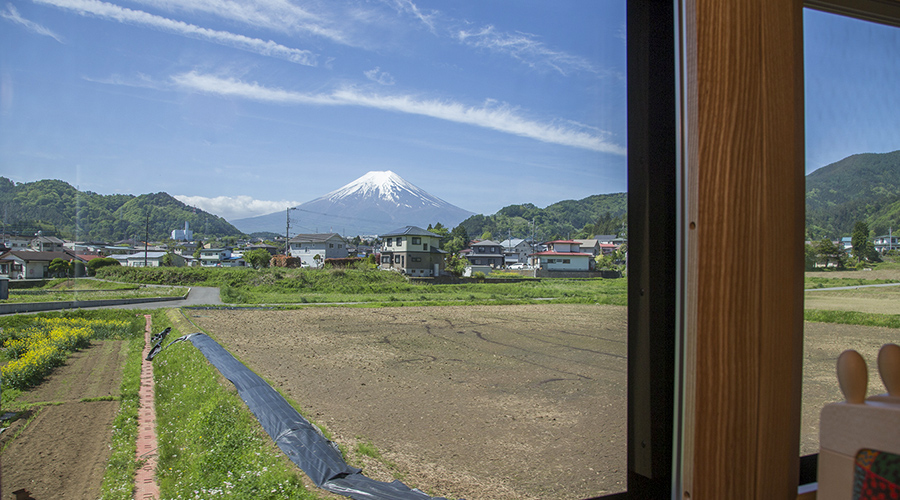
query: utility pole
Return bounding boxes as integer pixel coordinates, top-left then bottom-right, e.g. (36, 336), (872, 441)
(285, 207), (297, 256)
(144, 210), (150, 268)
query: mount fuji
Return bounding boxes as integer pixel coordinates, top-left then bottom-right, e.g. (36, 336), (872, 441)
(231, 171), (475, 236)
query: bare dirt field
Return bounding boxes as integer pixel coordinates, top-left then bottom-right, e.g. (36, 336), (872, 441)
(189, 304), (629, 500)
(1, 340), (126, 499)
(805, 284), (900, 314)
(800, 322), (899, 455)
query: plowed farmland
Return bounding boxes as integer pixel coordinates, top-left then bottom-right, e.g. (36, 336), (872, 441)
(190, 304), (629, 500)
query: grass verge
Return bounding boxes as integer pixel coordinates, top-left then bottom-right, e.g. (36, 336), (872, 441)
(805, 309), (900, 329)
(99, 321), (147, 500)
(151, 313), (323, 500)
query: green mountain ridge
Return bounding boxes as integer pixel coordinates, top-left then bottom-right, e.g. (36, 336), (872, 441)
(806, 150), (900, 239)
(459, 193), (628, 241)
(0, 177), (242, 242)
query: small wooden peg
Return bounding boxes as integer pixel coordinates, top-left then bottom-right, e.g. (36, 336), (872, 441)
(877, 343), (900, 397)
(836, 350), (868, 404)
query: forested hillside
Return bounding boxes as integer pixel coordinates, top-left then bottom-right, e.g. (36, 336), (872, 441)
(0, 177), (242, 241)
(806, 150), (900, 239)
(458, 193), (627, 240)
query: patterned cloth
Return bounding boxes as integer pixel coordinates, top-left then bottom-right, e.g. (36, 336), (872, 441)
(854, 449), (900, 500)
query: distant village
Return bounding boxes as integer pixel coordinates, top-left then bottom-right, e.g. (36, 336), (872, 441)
(0, 220), (629, 280)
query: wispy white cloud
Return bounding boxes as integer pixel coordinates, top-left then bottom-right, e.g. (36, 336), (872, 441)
(128, 0), (349, 44)
(1, 3), (64, 42)
(173, 194), (302, 220)
(381, 0), (436, 33)
(170, 71), (625, 155)
(364, 67), (395, 86)
(33, 0), (318, 65)
(456, 25), (596, 76)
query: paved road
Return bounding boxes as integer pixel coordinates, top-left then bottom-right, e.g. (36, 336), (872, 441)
(805, 282), (900, 292)
(80, 286), (223, 310)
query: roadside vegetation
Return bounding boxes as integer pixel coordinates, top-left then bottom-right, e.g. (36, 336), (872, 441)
(804, 276), (900, 289)
(97, 266), (626, 306)
(804, 309), (900, 329)
(1, 278), (187, 304)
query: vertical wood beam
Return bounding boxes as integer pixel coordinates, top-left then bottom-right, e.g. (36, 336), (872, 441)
(683, 0), (805, 498)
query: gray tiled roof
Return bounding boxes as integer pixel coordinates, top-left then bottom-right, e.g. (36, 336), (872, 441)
(380, 226), (442, 238)
(289, 233), (346, 243)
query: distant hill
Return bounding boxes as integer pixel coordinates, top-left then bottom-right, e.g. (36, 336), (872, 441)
(459, 193), (627, 241)
(232, 171), (475, 236)
(806, 150), (900, 239)
(0, 177), (243, 241)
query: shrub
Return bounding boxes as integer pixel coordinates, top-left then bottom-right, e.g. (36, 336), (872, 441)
(87, 257), (121, 276)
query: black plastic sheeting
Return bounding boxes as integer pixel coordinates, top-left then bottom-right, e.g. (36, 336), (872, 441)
(162, 333), (448, 500)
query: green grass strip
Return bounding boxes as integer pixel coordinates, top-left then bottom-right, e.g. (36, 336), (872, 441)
(99, 326), (146, 500)
(152, 320), (322, 499)
(805, 309), (900, 329)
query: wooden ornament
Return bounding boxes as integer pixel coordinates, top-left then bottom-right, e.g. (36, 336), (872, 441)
(878, 343), (900, 397)
(836, 349), (867, 404)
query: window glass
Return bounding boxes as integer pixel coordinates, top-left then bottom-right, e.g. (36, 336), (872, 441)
(0, 1), (627, 497)
(802, 8), (900, 457)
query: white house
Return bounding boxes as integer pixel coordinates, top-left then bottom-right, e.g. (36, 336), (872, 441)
(200, 248), (245, 267)
(379, 226), (446, 276)
(31, 236), (66, 252)
(126, 251), (185, 267)
(532, 240), (594, 271)
(0, 250), (87, 279)
(874, 233), (898, 254)
(1, 234), (32, 251)
(288, 233), (348, 267)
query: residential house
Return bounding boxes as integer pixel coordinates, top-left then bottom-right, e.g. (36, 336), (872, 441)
(378, 226), (446, 277)
(463, 240), (505, 268)
(1, 234), (33, 251)
(497, 238), (533, 266)
(200, 248), (245, 267)
(874, 233), (898, 254)
(246, 243), (278, 256)
(840, 236), (853, 252)
(288, 233), (349, 267)
(126, 251), (185, 267)
(594, 234), (618, 245)
(532, 240), (593, 271)
(31, 236), (66, 252)
(0, 250), (87, 279)
(573, 239), (602, 257)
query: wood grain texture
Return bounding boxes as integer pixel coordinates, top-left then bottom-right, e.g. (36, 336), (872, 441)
(685, 0), (805, 498)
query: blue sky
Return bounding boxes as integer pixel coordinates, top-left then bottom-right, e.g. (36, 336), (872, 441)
(804, 9), (900, 173)
(1, 0), (626, 221)
(0, 2), (897, 223)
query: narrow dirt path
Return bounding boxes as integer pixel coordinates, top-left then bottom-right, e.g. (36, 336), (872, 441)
(134, 314), (160, 500)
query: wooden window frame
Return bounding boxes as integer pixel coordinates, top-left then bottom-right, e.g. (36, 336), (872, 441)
(620, 1), (900, 499)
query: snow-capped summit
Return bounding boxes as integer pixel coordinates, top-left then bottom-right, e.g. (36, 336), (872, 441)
(323, 171), (434, 205)
(231, 171), (474, 236)
(317, 171), (452, 210)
